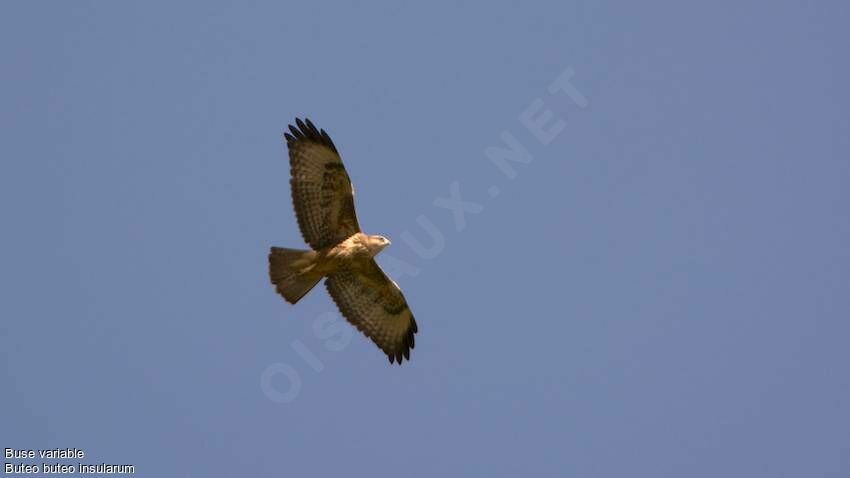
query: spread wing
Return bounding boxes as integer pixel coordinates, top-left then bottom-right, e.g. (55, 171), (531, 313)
(284, 118), (360, 250)
(325, 261), (418, 365)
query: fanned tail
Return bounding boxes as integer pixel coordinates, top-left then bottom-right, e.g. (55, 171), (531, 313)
(269, 247), (321, 304)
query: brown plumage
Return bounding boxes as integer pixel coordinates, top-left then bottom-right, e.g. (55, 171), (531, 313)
(269, 118), (418, 365)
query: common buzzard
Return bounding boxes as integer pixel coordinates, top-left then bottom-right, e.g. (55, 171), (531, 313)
(269, 118), (418, 365)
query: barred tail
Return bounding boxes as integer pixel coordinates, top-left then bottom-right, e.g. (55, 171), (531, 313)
(269, 247), (321, 304)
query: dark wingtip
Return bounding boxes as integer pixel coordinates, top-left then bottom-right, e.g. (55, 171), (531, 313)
(284, 117), (338, 153)
(305, 118), (320, 136)
(387, 318), (418, 365)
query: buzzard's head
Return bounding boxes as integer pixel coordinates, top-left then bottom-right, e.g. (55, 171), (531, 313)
(366, 235), (391, 256)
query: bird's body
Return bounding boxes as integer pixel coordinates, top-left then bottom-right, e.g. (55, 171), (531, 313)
(326, 232), (390, 264)
(269, 118), (418, 364)
(275, 232), (388, 281)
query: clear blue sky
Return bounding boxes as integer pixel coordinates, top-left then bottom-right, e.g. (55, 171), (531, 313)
(2, 1), (849, 476)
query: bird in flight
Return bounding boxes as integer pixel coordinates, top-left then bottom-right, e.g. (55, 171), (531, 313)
(269, 118), (418, 365)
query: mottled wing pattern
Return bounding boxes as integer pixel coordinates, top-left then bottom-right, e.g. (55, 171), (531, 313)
(325, 261), (418, 364)
(284, 118), (361, 250)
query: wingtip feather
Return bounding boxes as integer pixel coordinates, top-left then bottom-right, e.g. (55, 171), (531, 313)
(284, 117), (338, 153)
